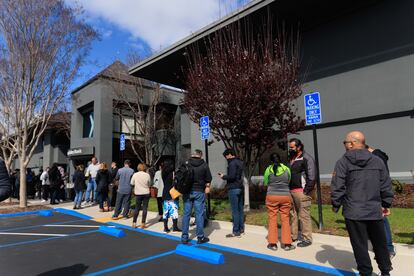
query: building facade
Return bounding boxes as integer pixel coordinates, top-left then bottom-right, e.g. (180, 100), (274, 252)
(69, 61), (185, 172)
(129, 0), (414, 184)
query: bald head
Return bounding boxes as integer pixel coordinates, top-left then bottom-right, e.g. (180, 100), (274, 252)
(344, 131), (366, 150)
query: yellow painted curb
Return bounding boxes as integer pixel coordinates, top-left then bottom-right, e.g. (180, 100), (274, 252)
(93, 216), (115, 223)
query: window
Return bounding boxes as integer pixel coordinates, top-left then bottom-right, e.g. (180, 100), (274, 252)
(79, 103), (94, 138)
(122, 116), (135, 134)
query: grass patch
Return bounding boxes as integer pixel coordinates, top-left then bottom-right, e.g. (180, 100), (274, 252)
(208, 199), (414, 244)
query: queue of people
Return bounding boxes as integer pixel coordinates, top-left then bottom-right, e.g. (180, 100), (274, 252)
(6, 130), (393, 276)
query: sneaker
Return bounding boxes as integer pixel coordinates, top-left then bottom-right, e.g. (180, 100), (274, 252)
(164, 228), (170, 233)
(81, 201), (87, 207)
(297, 240), (312, 247)
(267, 244), (278, 251)
(225, 233), (241, 238)
(181, 239), (189, 245)
(173, 227), (182, 232)
(197, 237), (209, 244)
(59, 199), (63, 203)
(389, 251), (396, 260)
(283, 244), (296, 251)
(41, 199), (46, 203)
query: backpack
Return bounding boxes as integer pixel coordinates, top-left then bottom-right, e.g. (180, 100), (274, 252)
(173, 161), (194, 194)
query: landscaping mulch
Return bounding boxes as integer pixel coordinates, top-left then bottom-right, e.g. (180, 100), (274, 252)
(0, 205), (51, 214)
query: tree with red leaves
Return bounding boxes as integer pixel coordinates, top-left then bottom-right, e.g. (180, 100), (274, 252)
(184, 20), (304, 184)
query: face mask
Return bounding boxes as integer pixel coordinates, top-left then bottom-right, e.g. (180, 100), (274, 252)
(289, 149), (297, 158)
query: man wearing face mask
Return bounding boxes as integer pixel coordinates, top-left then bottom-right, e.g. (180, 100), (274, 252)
(288, 138), (316, 247)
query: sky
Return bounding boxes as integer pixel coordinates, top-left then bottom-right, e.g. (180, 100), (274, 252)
(65, 0), (252, 90)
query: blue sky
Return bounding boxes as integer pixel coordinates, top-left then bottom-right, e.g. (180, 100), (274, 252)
(67, 0), (251, 90)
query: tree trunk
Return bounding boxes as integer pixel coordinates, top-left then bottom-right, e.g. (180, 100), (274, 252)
(19, 159), (27, 208)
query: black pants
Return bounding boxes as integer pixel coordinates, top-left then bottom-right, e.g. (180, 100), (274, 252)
(345, 219), (392, 276)
(157, 197), (163, 216)
(113, 193), (130, 218)
(42, 185), (49, 200)
(109, 185), (118, 207)
(97, 191), (109, 209)
(133, 194), (150, 223)
(50, 187), (58, 204)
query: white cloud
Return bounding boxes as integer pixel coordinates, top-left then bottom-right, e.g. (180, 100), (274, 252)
(66, 0), (246, 50)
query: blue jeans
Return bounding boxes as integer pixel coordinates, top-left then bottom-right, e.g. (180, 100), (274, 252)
(182, 191), (206, 242)
(228, 188), (244, 235)
(74, 190), (83, 206)
(84, 178), (97, 203)
(383, 217), (395, 254)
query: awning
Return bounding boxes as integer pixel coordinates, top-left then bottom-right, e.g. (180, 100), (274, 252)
(129, 0), (379, 89)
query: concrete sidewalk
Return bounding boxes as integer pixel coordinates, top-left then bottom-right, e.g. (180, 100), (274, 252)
(50, 201), (413, 276)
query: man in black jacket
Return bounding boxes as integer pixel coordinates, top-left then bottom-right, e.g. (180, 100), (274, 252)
(366, 145), (396, 259)
(288, 138), (316, 247)
(0, 158), (11, 202)
(181, 149), (212, 244)
(331, 131), (393, 276)
(219, 149), (244, 238)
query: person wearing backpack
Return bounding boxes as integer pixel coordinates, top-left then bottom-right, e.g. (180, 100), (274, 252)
(218, 148), (244, 238)
(181, 149), (212, 245)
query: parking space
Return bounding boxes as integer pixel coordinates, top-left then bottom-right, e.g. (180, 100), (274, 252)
(0, 210), (353, 276)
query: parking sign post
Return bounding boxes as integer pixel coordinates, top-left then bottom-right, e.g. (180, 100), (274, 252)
(304, 92), (324, 230)
(200, 116), (211, 218)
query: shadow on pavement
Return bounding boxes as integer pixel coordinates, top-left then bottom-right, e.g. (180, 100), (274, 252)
(315, 245), (357, 273)
(37, 263), (89, 276)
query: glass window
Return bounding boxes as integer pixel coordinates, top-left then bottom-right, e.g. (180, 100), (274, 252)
(121, 116), (135, 134)
(113, 114), (120, 132)
(82, 110), (94, 138)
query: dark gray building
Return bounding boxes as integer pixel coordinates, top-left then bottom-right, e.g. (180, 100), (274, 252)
(129, 0), (414, 183)
(69, 61), (185, 171)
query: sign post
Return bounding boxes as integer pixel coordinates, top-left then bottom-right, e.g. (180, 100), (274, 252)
(120, 133), (125, 163)
(304, 92), (324, 230)
(200, 116), (211, 218)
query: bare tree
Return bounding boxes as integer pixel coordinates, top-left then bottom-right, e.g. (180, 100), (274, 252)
(184, 19), (304, 207)
(0, 0), (97, 207)
(105, 60), (176, 169)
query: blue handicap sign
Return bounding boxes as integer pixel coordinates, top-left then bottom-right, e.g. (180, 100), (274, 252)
(304, 92), (322, 125)
(120, 133), (126, 151)
(200, 116), (209, 127)
(201, 127), (210, 140)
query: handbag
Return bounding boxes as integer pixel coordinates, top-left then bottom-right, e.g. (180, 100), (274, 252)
(169, 186), (182, 200)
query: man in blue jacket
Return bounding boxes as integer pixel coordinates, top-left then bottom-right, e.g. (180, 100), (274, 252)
(219, 149), (244, 238)
(0, 158), (11, 202)
(331, 131), (393, 276)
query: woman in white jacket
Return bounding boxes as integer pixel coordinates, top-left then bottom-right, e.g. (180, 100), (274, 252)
(152, 165), (164, 222)
(130, 163), (151, 228)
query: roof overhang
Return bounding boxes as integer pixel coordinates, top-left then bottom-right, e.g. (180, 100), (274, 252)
(129, 0), (380, 89)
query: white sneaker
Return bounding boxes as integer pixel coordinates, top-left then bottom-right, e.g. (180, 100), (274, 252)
(41, 199), (46, 203)
(59, 200), (63, 203)
(81, 201), (87, 207)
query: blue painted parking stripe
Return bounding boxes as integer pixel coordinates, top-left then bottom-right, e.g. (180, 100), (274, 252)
(85, 250), (175, 276)
(199, 243), (357, 276)
(107, 222), (185, 242)
(0, 219), (86, 232)
(53, 208), (93, 220)
(0, 211), (40, 217)
(0, 229), (99, 249)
